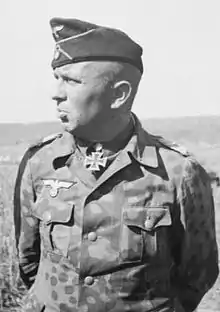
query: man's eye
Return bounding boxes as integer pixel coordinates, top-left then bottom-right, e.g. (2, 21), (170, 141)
(63, 76), (72, 83)
(63, 76), (81, 84)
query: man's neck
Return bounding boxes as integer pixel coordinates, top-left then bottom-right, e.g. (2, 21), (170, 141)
(74, 115), (135, 157)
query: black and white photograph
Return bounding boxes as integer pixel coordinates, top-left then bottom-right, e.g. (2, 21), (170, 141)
(0, 1), (219, 311)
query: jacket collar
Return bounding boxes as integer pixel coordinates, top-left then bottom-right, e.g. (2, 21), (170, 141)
(50, 113), (158, 169)
(49, 131), (76, 160)
(123, 113), (158, 168)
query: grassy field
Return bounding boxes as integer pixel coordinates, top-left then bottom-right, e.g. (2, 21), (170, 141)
(0, 138), (219, 311)
(0, 164), (27, 311)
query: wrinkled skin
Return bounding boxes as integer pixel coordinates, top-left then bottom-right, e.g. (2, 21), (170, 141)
(14, 116), (219, 312)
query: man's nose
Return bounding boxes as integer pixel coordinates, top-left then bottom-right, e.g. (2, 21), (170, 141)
(52, 79), (67, 103)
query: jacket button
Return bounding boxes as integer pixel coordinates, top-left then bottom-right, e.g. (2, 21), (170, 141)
(144, 217), (153, 230)
(87, 232), (97, 241)
(43, 211), (51, 222)
(84, 276), (94, 285)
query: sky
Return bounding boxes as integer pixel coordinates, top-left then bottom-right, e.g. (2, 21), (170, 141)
(1, 0), (220, 123)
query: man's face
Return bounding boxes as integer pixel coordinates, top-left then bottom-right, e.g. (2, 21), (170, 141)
(52, 62), (114, 136)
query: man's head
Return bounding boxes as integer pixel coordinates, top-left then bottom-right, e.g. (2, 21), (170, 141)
(50, 18), (143, 141)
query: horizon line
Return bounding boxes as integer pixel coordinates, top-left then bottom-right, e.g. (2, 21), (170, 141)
(0, 113), (220, 125)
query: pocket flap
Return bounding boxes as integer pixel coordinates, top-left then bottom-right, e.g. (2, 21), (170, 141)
(32, 198), (73, 224)
(123, 206), (171, 231)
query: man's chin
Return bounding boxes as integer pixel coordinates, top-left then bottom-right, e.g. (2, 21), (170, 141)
(59, 119), (92, 140)
(59, 120), (76, 133)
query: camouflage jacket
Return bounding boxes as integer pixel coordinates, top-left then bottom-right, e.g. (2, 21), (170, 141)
(14, 116), (219, 312)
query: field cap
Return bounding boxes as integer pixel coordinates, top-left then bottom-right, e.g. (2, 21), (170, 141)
(50, 17), (143, 73)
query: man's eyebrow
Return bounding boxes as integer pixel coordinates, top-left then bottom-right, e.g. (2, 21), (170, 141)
(54, 67), (86, 82)
(61, 72), (83, 84)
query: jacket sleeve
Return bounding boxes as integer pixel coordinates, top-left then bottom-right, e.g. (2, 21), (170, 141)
(14, 148), (41, 289)
(171, 157), (219, 312)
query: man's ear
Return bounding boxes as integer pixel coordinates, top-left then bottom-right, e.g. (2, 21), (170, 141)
(111, 80), (132, 109)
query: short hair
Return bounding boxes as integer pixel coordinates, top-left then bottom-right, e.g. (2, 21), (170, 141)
(85, 61), (142, 106)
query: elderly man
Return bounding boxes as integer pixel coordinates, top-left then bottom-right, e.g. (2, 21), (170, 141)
(14, 18), (218, 312)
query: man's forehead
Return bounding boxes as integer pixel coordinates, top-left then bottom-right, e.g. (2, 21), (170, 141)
(54, 62), (89, 75)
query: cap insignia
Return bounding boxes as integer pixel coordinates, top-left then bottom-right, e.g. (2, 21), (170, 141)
(52, 25), (64, 39)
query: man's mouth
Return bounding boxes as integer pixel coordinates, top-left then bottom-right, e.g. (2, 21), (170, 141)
(57, 111), (69, 122)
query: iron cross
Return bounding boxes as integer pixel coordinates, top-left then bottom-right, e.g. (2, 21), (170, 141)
(84, 151), (107, 171)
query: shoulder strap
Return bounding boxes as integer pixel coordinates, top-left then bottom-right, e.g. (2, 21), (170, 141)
(155, 135), (191, 157)
(29, 132), (62, 150)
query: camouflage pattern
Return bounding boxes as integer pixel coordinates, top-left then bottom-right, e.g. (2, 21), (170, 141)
(14, 116), (219, 312)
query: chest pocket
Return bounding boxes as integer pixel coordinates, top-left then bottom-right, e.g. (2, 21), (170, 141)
(120, 206), (172, 264)
(32, 187), (74, 257)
